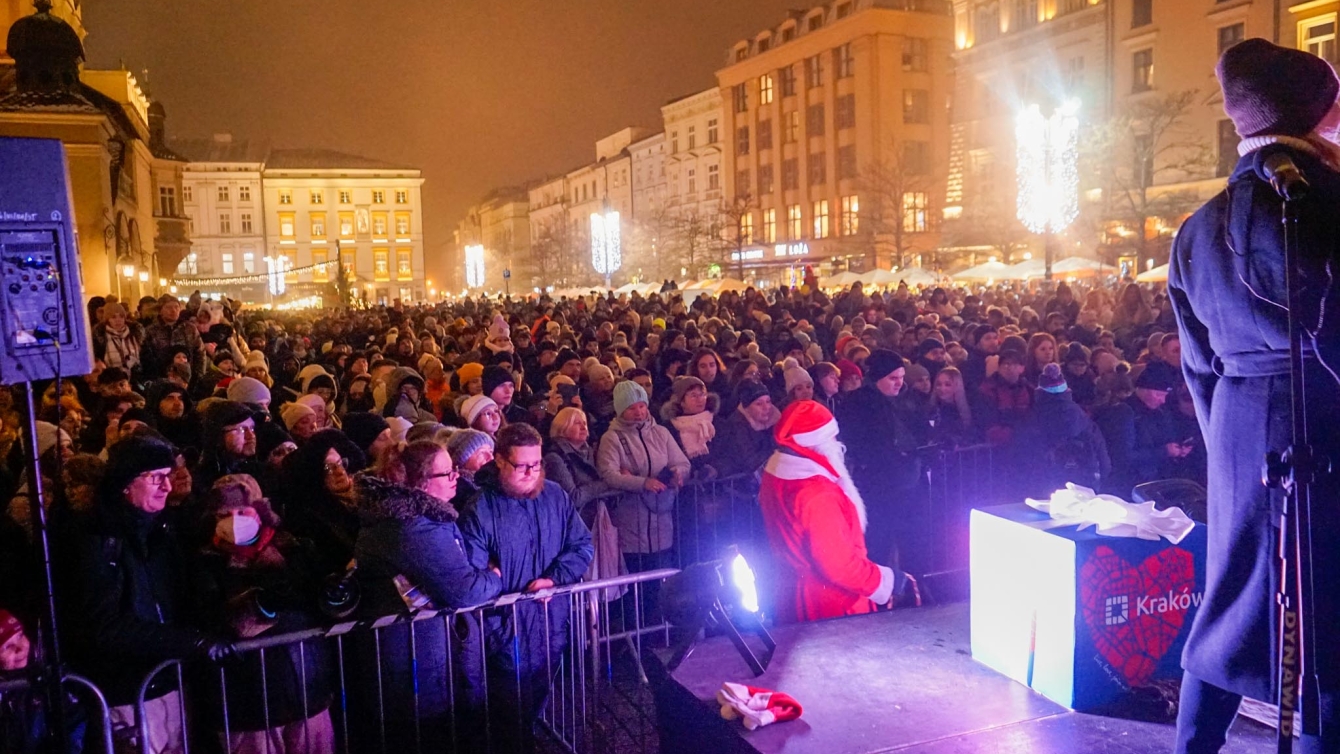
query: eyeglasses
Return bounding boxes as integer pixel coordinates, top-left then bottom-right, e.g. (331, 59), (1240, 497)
(324, 458), (350, 474)
(500, 457), (543, 475)
(428, 470), (460, 482)
(138, 471), (172, 487)
(225, 424), (256, 435)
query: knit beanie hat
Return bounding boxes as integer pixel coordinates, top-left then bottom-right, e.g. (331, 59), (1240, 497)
(481, 365), (514, 399)
(836, 358), (863, 383)
(386, 416), (413, 443)
(670, 375), (706, 405)
(587, 363), (615, 384)
(1038, 363), (1069, 394)
(254, 422), (293, 460)
(1063, 342), (1091, 365)
(226, 376), (271, 406)
(617, 356), (637, 375)
(613, 379), (649, 415)
(488, 314), (510, 340)
(555, 348), (581, 369)
(281, 402), (315, 431)
(27, 420), (65, 458)
(343, 412), (390, 453)
(1217, 38), (1340, 139)
(917, 338), (946, 360)
(296, 394), (328, 415)
(863, 349), (906, 384)
(1136, 361), (1179, 391)
(904, 363), (930, 386)
(204, 400), (256, 437)
(0, 609), (23, 649)
(103, 436), (178, 498)
(782, 358), (813, 394)
(455, 362), (484, 387)
(244, 351), (268, 372)
(734, 379), (770, 409)
(460, 394), (498, 426)
(447, 428), (494, 467)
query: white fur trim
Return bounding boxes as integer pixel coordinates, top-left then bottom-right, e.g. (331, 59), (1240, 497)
(790, 418), (839, 448)
(869, 565), (894, 606)
(764, 450), (868, 531)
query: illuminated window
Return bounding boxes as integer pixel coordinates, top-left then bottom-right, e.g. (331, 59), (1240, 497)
(760, 73), (775, 105)
(397, 248), (412, 278)
(395, 189), (409, 204)
(278, 189), (292, 205)
(221, 252), (234, 275)
(813, 200), (830, 238)
(1301, 16), (1336, 61)
(841, 195), (860, 236)
(311, 213), (326, 239)
(783, 110), (800, 143)
(239, 185), (252, 202)
(372, 212), (388, 237)
(339, 212), (354, 238)
(243, 250), (255, 273)
(834, 43), (854, 78)
(240, 213), (253, 234)
(339, 190), (352, 204)
(395, 212), (411, 236)
(313, 249), (329, 282)
(809, 152), (827, 185)
(739, 213), (754, 244)
(787, 204), (803, 239)
(278, 212), (295, 239)
(763, 208), (777, 243)
(310, 190), (324, 205)
(182, 185), (193, 203)
(374, 248), (390, 280)
(217, 185), (229, 202)
(219, 213), (231, 234)
(372, 190), (386, 204)
(902, 192), (928, 232)
(1132, 49), (1154, 92)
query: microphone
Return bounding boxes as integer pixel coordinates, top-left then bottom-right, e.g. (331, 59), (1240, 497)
(1254, 146), (1310, 201)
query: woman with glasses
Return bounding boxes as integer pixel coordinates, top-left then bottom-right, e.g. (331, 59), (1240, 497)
(352, 440), (503, 750)
(279, 429), (365, 576)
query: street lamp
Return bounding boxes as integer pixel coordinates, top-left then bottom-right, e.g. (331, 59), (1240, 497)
(590, 209), (621, 288)
(1016, 99), (1080, 281)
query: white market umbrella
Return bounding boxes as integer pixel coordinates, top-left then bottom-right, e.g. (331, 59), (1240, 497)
(1051, 256), (1108, 276)
(1137, 263), (1169, 283)
(895, 267), (941, 287)
(858, 268), (901, 287)
(952, 260), (1014, 281)
(1005, 258), (1047, 280)
(714, 277), (750, 293)
(820, 270), (862, 288)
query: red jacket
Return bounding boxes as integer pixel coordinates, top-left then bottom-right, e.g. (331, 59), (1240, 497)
(759, 472), (882, 623)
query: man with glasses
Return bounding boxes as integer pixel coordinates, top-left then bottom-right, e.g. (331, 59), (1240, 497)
(65, 436), (235, 754)
(460, 423), (593, 753)
(195, 401), (261, 490)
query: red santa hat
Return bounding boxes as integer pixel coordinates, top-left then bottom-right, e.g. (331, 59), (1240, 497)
(717, 682), (803, 730)
(772, 400), (841, 479)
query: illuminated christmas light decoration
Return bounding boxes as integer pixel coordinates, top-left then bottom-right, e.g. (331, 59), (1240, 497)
(1016, 99), (1080, 234)
(464, 244), (485, 288)
(265, 256), (288, 296)
(590, 210), (622, 279)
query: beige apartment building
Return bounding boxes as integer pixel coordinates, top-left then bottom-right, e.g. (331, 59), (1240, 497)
(455, 186), (530, 293)
(717, 0), (956, 279)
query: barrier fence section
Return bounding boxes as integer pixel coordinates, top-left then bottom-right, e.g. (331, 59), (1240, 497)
(131, 569), (680, 754)
(0, 672), (116, 753)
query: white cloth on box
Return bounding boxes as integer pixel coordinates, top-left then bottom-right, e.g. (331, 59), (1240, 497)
(1025, 483), (1196, 544)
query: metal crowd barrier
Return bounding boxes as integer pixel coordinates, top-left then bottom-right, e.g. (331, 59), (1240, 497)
(0, 672), (116, 753)
(132, 569), (680, 754)
(920, 443), (1001, 575)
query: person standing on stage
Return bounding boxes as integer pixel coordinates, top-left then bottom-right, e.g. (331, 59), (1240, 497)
(759, 400), (910, 623)
(1169, 38), (1340, 754)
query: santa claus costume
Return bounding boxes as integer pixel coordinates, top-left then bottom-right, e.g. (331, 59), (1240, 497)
(759, 400), (899, 623)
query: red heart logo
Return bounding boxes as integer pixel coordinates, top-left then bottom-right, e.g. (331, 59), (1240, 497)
(1079, 545), (1196, 688)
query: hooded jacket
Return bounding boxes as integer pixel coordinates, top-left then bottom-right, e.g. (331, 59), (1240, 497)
(596, 415), (691, 554)
(380, 367), (437, 423)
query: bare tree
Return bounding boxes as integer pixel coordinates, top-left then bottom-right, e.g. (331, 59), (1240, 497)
(663, 206), (727, 280)
(530, 219), (578, 289)
(1087, 90), (1214, 266)
(942, 191), (1032, 265)
(715, 193), (756, 280)
(855, 144), (940, 270)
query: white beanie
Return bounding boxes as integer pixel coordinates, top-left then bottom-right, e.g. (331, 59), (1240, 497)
(244, 351), (268, 372)
(782, 358), (813, 395)
(386, 416), (413, 443)
(488, 314), (510, 340)
(461, 394), (498, 427)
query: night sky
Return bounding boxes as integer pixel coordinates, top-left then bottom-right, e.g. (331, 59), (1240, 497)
(82, 0), (803, 283)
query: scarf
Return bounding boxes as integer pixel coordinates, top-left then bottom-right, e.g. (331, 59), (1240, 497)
(103, 325), (140, 370)
(738, 403), (781, 433)
(211, 526), (278, 565)
(671, 411), (716, 459)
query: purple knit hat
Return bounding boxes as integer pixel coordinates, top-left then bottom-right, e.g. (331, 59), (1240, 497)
(1217, 38), (1339, 139)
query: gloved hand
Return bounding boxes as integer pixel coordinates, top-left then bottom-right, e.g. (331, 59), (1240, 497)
(195, 637), (239, 664)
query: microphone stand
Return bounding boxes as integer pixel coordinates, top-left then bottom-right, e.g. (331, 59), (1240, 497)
(1262, 177), (1323, 752)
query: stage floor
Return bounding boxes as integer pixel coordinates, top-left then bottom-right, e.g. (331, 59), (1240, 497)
(664, 603), (1274, 753)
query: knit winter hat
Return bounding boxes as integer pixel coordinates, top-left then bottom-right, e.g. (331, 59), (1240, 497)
(734, 379), (770, 409)
(1063, 342), (1091, 365)
(280, 402), (315, 431)
(555, 348), (582, 369)
(863, 349), (906, 384)
(1217, 38), (1340, 139)
(447, 428), (494, 467)
(1136, 361), (1179, 391)
(102, 436), (178, 498)
(904, 363), (930, 386)
(460, 394), (498, 426)
(670, 375), (706, 405)
(244, 351), (268, 372)
(455, 362), (484, 387)
(27, 420), (65, 458)
(613, 379), (649, 415)
(836, 358), (863, 383)
(487, 314), (510, 340)
(481, 365), (514, 398)
(0, 609), (23, 649)
(587, 363), (615, 384)
(917, 338), (946, 360)
(204, 400), (256, 437)
(226, 376), (271, 406)
(782, 358), (813, 394)
(343, 412), (390, 453)
(296, 394), (328, 415)
(617, 356), (637, 375)
(1038, 363), (1069, 394)
(386, 416), (413, 443)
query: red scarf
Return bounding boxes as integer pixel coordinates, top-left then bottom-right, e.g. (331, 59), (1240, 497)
(212, 526), (277, 564)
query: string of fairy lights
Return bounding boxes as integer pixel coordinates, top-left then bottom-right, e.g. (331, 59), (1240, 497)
(1015, 100), (1081, 235)
(171, 260), (335, 288)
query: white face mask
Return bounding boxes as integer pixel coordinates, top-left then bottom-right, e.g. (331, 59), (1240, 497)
(215, 512), (261, 546)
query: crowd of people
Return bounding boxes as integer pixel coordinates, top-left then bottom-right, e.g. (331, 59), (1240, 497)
(0, 276), (1204, 752)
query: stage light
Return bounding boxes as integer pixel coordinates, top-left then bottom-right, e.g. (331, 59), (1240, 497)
(1016, 99), (1080, 234)
(465, 244), (485, 288)
(663, 546), (776, 676)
